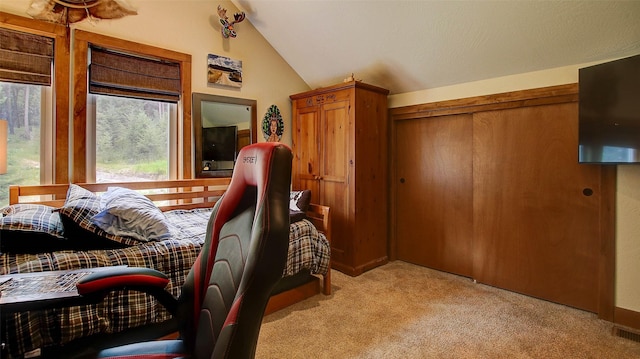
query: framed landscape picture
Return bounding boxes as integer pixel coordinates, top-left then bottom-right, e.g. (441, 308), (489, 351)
(207, 54), (242, 88)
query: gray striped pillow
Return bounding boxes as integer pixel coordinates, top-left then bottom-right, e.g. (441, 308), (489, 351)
(91, 187), (171, 242)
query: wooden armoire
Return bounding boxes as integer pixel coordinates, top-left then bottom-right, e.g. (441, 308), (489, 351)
(290, 81), (389, 276)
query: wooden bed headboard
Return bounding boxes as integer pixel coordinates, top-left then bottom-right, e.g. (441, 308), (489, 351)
(9, 178), (232, 211)
(8, 178), (331, 242)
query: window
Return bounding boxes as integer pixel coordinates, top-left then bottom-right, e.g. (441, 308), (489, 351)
(91, 95), (174, 182)
(0, 14), (189, 206)
(0, 17), (65, 207)
(72, 30), (192, 183)
(0, 82), (53, 206)
(84, 45), (180, 182)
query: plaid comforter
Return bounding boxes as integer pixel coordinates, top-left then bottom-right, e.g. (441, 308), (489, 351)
(0, 208), (329, 358)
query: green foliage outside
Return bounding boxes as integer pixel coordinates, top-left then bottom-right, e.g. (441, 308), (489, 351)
(0, 83), (171, 207)
(0, 83), (42, 207)
(95, 96), (169, 181)
(0, 127), (41, 206)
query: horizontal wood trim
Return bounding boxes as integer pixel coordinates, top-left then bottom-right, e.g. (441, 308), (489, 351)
(290, 80), (389, 100)
(615, 307), (640, 331)
(74, 30), (191, 63)
(0, 11), (67, 37)
(390, 83), (578, 120)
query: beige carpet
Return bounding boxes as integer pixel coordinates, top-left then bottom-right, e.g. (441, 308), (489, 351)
(257, 261), (640, 359)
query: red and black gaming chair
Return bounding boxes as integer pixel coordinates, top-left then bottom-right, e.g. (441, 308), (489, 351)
(75, 142), (293, 359)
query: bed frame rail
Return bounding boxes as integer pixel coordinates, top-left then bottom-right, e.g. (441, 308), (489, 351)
(9, 178), (231, 211)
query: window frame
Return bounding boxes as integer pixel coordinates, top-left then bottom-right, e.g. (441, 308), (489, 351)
(0, 11), (70, 184)
(72, 29), (192, 182)
(86, 94), (177, 183)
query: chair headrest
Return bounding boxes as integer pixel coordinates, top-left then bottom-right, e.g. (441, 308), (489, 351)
(210, 142), (292, 238)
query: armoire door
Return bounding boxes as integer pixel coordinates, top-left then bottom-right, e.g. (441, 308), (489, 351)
(292, 104), (320, 199)
(395, 114), (474, 277)
(472, 103), (602, 312)
(320, 100), (351, 264)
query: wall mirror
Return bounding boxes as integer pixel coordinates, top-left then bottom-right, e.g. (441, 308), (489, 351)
(193, 93), (257, 178)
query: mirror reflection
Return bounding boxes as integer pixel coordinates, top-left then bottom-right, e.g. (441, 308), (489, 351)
(193, 93), (257, 178)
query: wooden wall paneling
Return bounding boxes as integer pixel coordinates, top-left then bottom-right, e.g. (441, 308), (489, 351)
(394, 114), (473, 277)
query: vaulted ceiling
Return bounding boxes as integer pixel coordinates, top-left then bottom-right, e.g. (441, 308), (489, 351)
(233, 1), (640, 95)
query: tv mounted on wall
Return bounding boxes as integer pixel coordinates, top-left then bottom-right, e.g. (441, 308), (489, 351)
(202, 125), (238, 163)
(578, 53), (640, 164)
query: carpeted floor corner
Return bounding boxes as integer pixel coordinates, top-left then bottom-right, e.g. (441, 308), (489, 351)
(257, 261), (640, 359)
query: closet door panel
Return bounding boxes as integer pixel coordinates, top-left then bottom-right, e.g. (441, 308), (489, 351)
(472, 103), (602, 312)
(395, 114), (473, 277)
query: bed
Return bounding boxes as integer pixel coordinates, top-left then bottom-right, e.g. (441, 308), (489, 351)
(0, 178), (331, 358)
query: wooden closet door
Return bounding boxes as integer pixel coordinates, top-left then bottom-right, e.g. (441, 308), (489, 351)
(395, 114), (474, 277)
(472, 103), (602, 312)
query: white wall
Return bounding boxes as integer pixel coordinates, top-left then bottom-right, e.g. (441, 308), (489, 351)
(389, 63), (640, 313)
(616, 166), (640, 311)
(0, 0), (310, 147)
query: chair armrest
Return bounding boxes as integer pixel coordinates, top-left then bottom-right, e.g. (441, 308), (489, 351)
(76, 266), (178, 315)
(76, 267), (169, 294)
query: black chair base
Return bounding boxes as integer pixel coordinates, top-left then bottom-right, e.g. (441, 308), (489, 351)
(38, 318), (177, 359)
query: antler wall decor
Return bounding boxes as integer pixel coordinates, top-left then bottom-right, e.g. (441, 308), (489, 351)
(217, 5), (245, 38)
(27, 0), (137, 25)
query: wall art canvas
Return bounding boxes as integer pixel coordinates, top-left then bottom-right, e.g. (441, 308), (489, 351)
(262, 105), (283, 142)
(207, 54), (242, 88)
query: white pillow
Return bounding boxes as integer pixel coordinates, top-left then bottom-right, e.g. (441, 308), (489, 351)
(92, 187), (171, 242)
(289, 190), (311, 212)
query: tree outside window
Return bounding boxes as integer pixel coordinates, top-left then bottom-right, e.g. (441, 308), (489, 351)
(0, 82), (43, 206)
(94, 95), (171, 182)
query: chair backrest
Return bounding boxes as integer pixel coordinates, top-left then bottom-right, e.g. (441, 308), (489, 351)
(176, 142), (292, 359)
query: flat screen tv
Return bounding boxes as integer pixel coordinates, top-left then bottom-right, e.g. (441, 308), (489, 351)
(202, 125), (237, 162)
(579, 53), (640, 164)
